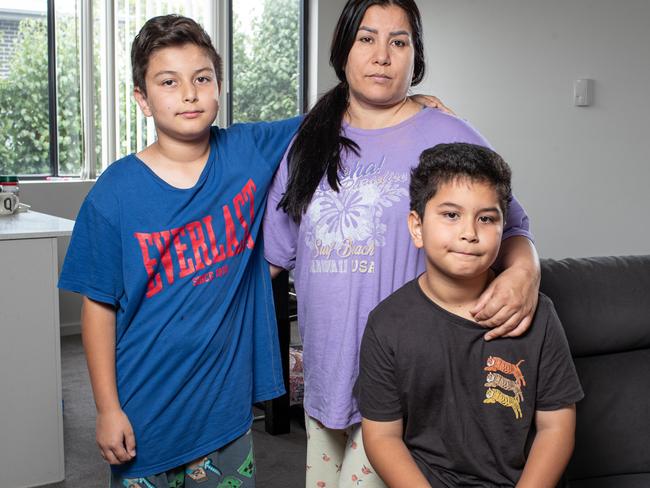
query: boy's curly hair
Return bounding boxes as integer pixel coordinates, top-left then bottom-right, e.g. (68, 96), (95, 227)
(410, 143), (512, 219)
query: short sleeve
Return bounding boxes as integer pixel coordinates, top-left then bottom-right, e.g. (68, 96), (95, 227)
(357, 314), (403, 421)
(58, 198), (123, 306)
(263, 152), (299, 270)
(535, 300), (585, 410)
(502, 195), (534, 242)
(252, 116), (302, 172)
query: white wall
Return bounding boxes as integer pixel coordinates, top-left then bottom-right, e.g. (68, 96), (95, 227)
(417, 0), (650, 258)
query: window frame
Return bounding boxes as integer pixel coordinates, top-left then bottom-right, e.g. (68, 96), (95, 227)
(6, 0), (61, 181)
(46, 0), (58, 179)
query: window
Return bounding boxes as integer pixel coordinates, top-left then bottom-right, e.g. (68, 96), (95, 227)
(230, 0), (304, 123)
(0, 0), (81, 177)
(0, 0), (305, 178)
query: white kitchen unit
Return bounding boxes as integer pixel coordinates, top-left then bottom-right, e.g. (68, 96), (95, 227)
(0, 211), (74, 488)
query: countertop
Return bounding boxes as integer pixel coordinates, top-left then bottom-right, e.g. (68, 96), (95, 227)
(0, 210), (74, 240)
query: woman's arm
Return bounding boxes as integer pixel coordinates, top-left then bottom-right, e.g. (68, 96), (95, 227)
(516, 406), (576, 488)
(82, 297), (136, 465)
(471, 236), (540, 340)
(362, 418), (432, 488)
(269, 263), (285, 279)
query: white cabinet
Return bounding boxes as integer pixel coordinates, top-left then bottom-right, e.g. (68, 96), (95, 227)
(0, 211), (74, 488)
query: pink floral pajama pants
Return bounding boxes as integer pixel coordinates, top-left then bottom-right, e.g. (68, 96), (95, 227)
(304, 414), (386, 488)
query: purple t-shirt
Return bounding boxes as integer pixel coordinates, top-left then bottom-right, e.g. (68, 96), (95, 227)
(263, 108), (533, 428)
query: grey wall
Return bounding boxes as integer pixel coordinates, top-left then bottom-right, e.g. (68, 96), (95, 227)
(21, 181), (93, 334)
(310, 0), (650, 258)
(417, 0), (650, 258)
(307, 0), (346, 106)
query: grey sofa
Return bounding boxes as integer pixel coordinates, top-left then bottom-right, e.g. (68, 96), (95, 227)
(540, 255), (650, 487)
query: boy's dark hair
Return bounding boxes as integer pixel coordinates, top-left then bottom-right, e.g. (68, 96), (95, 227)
(131, 15), (222, 95)
(410, 143), (512, 219)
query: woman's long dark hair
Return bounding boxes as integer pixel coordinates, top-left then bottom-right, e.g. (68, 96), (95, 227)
(278, 0), (426, 222)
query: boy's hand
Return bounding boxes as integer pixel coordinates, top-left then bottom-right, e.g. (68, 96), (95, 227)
(409, 94), (455, 115)
(96, 408), (136, 464)
(472, 265), (539, 340)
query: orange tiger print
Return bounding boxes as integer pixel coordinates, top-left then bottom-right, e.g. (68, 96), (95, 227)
(484, 356), (526, 387)
(484, 387), (523, 419)
(484, 372), (524, 402)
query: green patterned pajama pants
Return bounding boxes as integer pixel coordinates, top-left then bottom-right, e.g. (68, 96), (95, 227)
(110, 429), (255, 488)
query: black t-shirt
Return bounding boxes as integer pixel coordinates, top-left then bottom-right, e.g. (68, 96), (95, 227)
(357, 279), (584, 487)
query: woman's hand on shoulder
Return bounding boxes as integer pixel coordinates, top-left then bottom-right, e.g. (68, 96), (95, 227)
(471, 265), (540, 341)
(409, 94), (455, 116)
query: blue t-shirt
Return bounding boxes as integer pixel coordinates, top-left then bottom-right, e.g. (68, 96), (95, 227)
(58, 118), (301, 477)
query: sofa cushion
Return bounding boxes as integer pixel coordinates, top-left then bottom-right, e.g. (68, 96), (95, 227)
(569, 350), (650, 482)
(540, 255), (650, 357)
(540, 255), (650, 486)
(567, 473), (650, 488)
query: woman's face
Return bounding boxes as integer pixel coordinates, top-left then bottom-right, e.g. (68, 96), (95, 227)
(344, 4), (415, 109)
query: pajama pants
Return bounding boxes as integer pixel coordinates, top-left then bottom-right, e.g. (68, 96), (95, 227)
(305, 414), (386, 488)
(110, 430), (255, 488)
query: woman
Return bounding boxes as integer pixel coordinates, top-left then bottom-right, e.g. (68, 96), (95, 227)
(264, 1), (540, 486)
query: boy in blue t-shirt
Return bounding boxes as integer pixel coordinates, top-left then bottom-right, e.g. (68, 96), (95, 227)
(58, 15), (301, 487)
(357, 143), (583, 487)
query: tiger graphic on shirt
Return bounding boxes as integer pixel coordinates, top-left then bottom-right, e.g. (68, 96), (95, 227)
(482, 356), (526, 419)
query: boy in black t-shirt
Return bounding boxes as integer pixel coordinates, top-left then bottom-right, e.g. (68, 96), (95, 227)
(357, 143), (583, 488)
